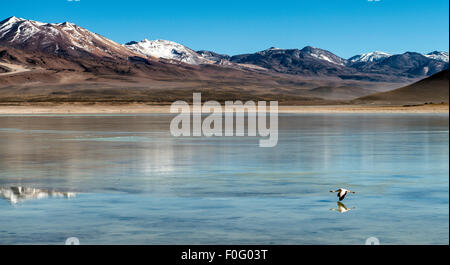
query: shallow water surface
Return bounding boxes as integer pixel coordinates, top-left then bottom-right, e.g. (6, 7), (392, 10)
(0, 114), (448, 244)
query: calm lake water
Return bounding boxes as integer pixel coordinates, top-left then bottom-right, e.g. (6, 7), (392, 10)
(0, 114), (448, 245)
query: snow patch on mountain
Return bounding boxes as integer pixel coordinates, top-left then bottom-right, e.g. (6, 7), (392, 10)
(124, 39), (211, 65)
(424, 51), (449, 63)
(348, 51), (391, 63)
(300, 46), (347, 66)
(310, 53), (335, 64)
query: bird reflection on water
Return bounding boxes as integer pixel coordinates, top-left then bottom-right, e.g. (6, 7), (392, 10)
(330, 201), (355, 213)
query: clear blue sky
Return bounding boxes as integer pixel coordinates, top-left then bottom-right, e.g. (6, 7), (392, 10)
(1, 0), (449, 58)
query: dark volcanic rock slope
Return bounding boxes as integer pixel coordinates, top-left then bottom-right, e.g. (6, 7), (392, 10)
(355, 69), (449, 104)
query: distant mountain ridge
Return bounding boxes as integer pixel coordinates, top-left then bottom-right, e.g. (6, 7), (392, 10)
(0, 16), (448, 82)
(196, 50), (230, 63)
(348, 51), (448, 78)
(228, 46), (351, 76)
(228, 48), (448, 80)
(424, 51), (449, 63)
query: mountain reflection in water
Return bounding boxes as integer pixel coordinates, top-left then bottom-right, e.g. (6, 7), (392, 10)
(0, 186), (76, 204)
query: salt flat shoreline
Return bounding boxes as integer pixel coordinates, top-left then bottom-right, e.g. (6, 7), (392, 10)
(0, 103), (448, 114)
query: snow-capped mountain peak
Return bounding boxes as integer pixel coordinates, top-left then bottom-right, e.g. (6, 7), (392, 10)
(0, 17), (137, 58)
(348, 51), (392, 63)
(424, 51), (449, 63)
(124, 39), (211, 65)
(0, 16), (25, 27)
